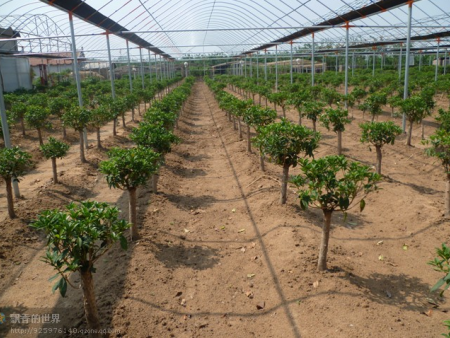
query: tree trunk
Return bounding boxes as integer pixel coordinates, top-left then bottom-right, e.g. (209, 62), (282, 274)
(152, 174), (159, 194)
(37, 128), (43, 145)
(312, 119), (317, 132)
(246, 125), (252, 152)
(318, 210), (333, 271)
(79, 130), (87, 163)
(280, 163), (290, 205)
(128, 187), (140, 240)
(51, 157), (58, 184)
(131, 107), (135, 122)
(96, 128), (101, 149)
(337, 130), (342, 155)
(375, 145), (382, 175)
(138, 102), (141, 116)
(79, 269), (101, 337)
(5, 177), (15, 219)
(298, 112), (302, 125)
(113, 118), (117, 136)
(421, 121), (425, 140)
(406, 120), (413, 146)
(265, 97), (268, 107)
(20, 118), (25, 136)
(260, 154), (265, 172)
(259, 95), (261, 106)
(62, 125), (67, 140)
(122, 114), (126, 128)
(238, 117), (243, 140)
(282, 106), (286, 118)
(233, 116), (237, 130)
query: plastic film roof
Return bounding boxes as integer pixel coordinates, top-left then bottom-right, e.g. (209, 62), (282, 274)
(0, 0), (449, 60)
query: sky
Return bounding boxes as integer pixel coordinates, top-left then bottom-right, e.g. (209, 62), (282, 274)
(0, 0), (448, 61)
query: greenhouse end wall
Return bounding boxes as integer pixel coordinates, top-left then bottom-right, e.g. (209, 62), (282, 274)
(0, 56), (32, 92)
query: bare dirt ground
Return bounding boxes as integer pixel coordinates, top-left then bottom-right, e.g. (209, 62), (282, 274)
(1, 80), (450, 338)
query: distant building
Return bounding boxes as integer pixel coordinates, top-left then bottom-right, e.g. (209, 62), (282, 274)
(0, 26), (21, 54)
(433, 57), (450, 66)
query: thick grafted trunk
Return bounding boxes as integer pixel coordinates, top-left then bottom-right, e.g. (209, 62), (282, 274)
(260, 154), (265, 172)
(128, 187), (140, 240)
(282, 106), (286, 118)
(237, 117), (243, 140)
(51, 157), (58, 184)
(312, 119), (317, 132)
(406, 120), (413, 146)
(280, 163), (290, 205)
(79, 270), (101, 337)
(131, 107), (135, 122)
(337, 130), (343, 155)
(318, 210), (333, 271)
(79, 130), (87, 163)
(113, 118), (117, 136)
(20, 118), (25, 136)
(37, 128), (43, 146)
(446, 174), (450, 217)
(5, 177), (15, 219)
(96, 128), (101, 149)
(122, 114), (126, 128)
(375, 145), (382, 175)
(62, 124), (67, 140)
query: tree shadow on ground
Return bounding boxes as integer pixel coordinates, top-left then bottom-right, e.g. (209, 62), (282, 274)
(344, 271), (439, 313)
(149, 241), (220, 270)
(163, 165), (207, 178)
(161, 192), (217, 210)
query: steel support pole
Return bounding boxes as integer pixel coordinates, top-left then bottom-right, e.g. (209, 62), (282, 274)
(244, 55), (247, 78)
(336, 54), (338, 74)
(256, 52), (259, 83)
(275, 45), (278, 92)
(435, 39), (440, 82)
(344, 25), (349, 108)
(419, 52), (422, 71)
(148, 50), (152, 84)
(311, 33), (315, 86)
(352, 52), (355, 76)
(402, 2), (412, 132)
(444, 49), (448, 75)
(250, 54), (253, 78)
(290, 41), (293, 84)
(0, 70), (20, 197)
(69, 13), (88, 149)
(126, 40), (133, 92)
(372, 49), (376, 76)
(139, 48), (145, 89)
(264, 50), (267, 81)
(398, 45), (402, 80)
(106, 33), (116, 99)
(154, 54), (158, 80)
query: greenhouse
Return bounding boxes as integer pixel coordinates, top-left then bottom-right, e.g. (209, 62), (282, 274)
(1, 0), (450, 337)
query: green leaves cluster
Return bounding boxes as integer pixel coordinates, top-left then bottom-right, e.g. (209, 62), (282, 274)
(40, 137), (70, 159)
(360, 121), (402, 149)
(31, 201), (130, 296)
(0, 146), (32, 180)
(320, 107), (351, 133)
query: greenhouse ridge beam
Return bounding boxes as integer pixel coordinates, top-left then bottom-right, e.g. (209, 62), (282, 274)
(39, 0), (173, 59)
(239, 0), (411, 56)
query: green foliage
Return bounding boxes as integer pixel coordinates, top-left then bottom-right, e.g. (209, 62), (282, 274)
(303, 101), (325, 124)
(291, 155), (380, 212)
(365, 92), (387, 120)
(89, 105), (112, 129)
(0, 146), (32, 180)
(24, 105), (51, 130)
(399, 95), (428, 123)
(252, 118), (320, 167)
(48, 97), (69, 117)
(0, 110), (14, 139)
(242, 105), (277, 130)
(40, 137), (70, 160)
(30, 201), (130, 296)
(360, 121), (402, 148)
(320, 106), (351, 133)
(130, 122), (180, 155)
(436, 108), (450, 132)
(62, 105), (91, 131)
(424, 129), (450, 174)
(99, 146), (161, 191)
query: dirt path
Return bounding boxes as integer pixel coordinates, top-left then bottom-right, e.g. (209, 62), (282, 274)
(1, 80), (449, 337)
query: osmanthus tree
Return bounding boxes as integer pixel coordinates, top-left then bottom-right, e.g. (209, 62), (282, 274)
(89, 105), (112, 149)
(437, 108), (450, 132)
(0, 110), (14, 141)
(424, 129), (450, 216)
(319, 106), (351, 155)
(124, 92), (138, 122)
(253, 118), (320, 204)
(0, 146), (32, 218)
(10, 99), (27, 136)
(303, 101), (325, 132)
(360, 121), (402, 175)
(62, 105), (91, 163)
(321, 87), (342, 107)
(31, 201), (130, 335)
(242, 105), (277, 154)
(365, 92), (387, 122)
(40, 137), (70, 184)
(130, 121), (180, 193)
(399, 95), (427, 146)
(269, 91), (289, 118)
(49, 97), (70, 139)
(287, 90), (311, 125)
(233, 99), (253, 140)
(291, 155), (380, 271)
(99, 146), (160, 240)
(24, 105), (51, 145)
